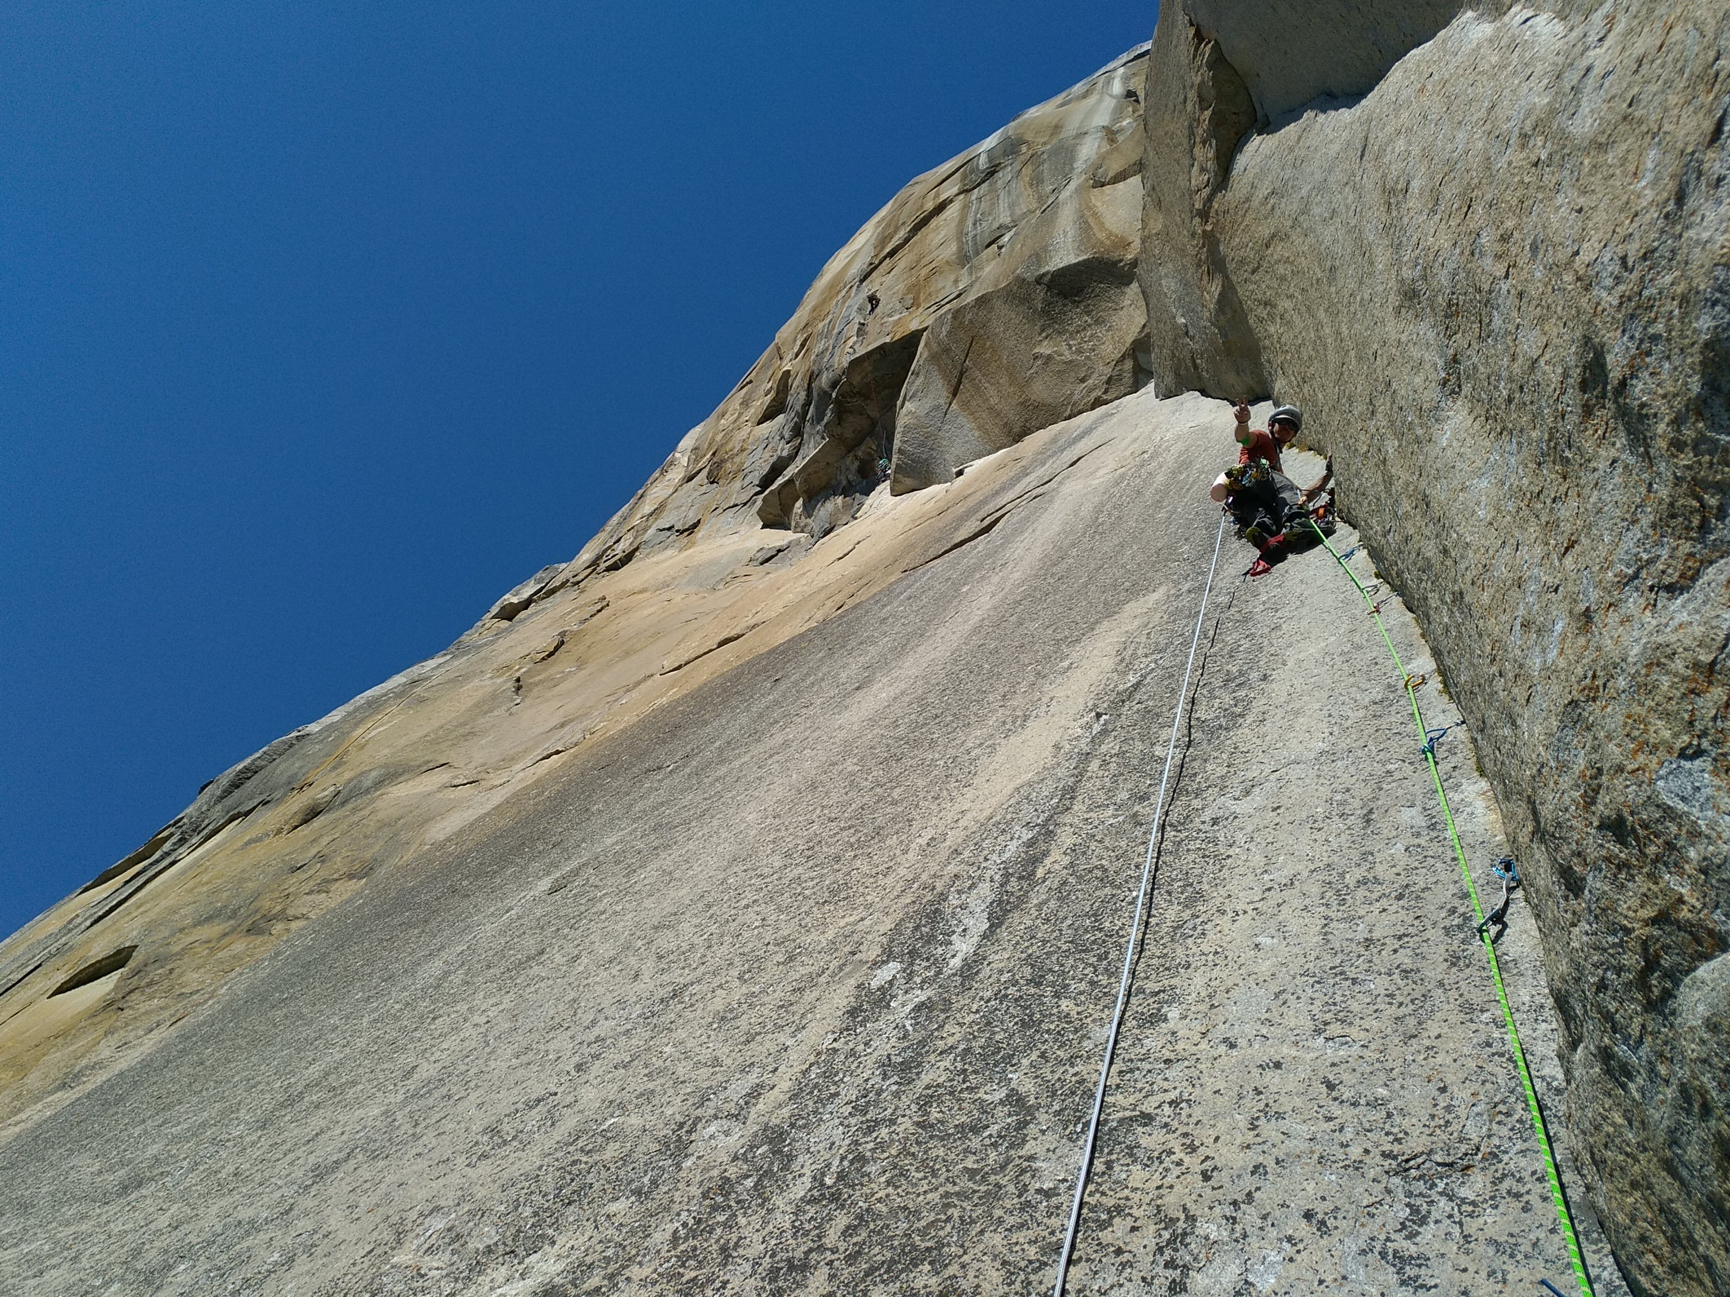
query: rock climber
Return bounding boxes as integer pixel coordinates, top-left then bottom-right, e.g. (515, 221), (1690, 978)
(1209, 401), (1305, 548)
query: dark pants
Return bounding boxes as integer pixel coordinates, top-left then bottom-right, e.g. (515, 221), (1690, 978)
(1229, 471), (1303, 537)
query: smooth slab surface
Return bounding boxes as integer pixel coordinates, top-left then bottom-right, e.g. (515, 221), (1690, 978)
(0, 393), (1615, 1294)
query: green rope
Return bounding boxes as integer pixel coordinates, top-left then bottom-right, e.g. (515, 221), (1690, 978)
(1308, 520), (1596, 1297)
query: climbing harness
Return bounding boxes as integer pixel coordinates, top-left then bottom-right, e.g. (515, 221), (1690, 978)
(1307, 519), (1597, 1297)
(1223, 457), (1274, 492)
(1051, 513), (1228, 1297)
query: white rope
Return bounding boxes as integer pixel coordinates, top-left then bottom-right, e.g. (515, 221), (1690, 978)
(1052, 512), (1228, 1295)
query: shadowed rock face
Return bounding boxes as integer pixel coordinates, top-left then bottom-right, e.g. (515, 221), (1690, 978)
(1138, 2), (1266, 399)
(759, 329), (924, 536)
(1181, 0), (1478, 124)
(1139, 2), (1730, 1293)
(890, 250), (1145, 495)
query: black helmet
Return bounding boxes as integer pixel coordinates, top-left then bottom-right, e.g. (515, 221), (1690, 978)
(1269, 405), (1302, 433)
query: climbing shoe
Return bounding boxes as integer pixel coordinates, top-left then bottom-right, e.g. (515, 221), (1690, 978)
(1243, 524), (1268, 548)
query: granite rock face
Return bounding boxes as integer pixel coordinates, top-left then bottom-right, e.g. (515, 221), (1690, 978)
(1137, 2), (1266, 399)
(1139, 3), (1730, 1293)
(0, 393), (1624, 1296)
(0, 10), (1720, 1293)
(887, 133), (1148, 494)
(570, 47), (1152, 562)
(0, 46), (1165, 1158)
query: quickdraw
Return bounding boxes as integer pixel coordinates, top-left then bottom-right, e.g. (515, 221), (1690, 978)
(1307, 517), (1596, 1297)
(1420, 724), (1457, 758)
(1478, 857), (1523, 940)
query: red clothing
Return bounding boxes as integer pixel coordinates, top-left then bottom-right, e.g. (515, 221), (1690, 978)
(1237, 427), (1283, 472)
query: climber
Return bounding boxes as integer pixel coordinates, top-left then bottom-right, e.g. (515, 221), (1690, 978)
(1215, 458), (1303, 549)
(1208, 401), (1306, 548)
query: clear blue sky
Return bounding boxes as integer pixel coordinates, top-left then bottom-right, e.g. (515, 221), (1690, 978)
(1, 2), (1156, 939)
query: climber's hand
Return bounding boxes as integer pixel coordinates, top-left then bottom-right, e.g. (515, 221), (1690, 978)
(1233, 401), (1251, 424)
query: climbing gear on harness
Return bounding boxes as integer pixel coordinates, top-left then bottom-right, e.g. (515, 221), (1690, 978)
(1306, 518), (1597, 1297)
(1478, 857), (1523, 940)
(1224, 458), (1273, 493)
(1053, 514), (1229, 1297)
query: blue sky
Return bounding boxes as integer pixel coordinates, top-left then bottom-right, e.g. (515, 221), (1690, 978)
(0, 2), (1155, 938)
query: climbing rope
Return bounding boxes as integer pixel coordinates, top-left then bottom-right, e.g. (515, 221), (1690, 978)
(1052, 513), (1228, 1296)
(1307, 519), (1596, 1297)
